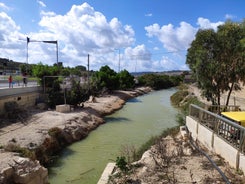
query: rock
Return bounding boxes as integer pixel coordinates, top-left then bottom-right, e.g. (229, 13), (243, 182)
(0, 155), (48, 184)
(56, 104), (71, 113)
(36, 103), (47, 110)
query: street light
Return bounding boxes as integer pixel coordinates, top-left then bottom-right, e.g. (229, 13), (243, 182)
(115, 49), (121, 73)
(26, 37), (58, 65)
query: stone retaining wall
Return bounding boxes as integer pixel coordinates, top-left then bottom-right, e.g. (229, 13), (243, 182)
(0, 87), (42, 115)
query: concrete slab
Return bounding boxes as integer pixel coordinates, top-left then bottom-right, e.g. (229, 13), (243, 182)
(97, 162), (115, 184)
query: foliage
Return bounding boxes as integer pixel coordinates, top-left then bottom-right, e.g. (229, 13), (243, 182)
(134, 126), (180, 162)
(4, 143), (36, 160)
(92, 65), (135, 92)
(116, 156), (128, 172)
(137, 73), (182, 90)
(31, 63), (90, 108)
(92, 65), (119, 91)
(65, 79), (90, 106)
(117, 69), (135, 90)
(186, 20), (245, 106)
(170, 90), (189, 107)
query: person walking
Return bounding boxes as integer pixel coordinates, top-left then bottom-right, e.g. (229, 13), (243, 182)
(23, 72), (27, 87)
(8, 75), (13, 88)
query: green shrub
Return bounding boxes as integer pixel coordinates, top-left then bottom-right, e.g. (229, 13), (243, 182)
(170, 90), (189, 107)
(4, 143), (36, 160)
(116, 156), (128, 172)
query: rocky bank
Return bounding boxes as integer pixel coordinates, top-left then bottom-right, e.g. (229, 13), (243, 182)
(0, 87), (152, 184)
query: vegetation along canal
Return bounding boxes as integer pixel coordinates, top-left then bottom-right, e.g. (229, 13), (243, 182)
(48, 88), (178, 184)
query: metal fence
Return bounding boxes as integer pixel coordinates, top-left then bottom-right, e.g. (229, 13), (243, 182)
(189, 104), (245, 154)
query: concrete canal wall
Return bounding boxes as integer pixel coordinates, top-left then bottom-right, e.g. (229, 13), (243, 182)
(186, 115), (245, 173)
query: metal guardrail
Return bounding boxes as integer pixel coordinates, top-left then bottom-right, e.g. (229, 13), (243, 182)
(189, 104), (245, 154)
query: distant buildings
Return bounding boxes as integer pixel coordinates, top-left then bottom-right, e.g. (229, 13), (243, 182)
(0, 58), (21, 75)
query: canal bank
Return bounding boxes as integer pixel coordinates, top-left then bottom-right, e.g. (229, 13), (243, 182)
(0, 87), (152, 183)
(48, 88), (179, 184)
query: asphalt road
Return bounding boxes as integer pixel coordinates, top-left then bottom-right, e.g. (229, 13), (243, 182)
(0, 81), (38, 89)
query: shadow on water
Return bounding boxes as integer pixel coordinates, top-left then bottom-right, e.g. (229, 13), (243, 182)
(105, 116), (130, 122)
(127, 98), (142, 103)
(48, 147), (76, 176)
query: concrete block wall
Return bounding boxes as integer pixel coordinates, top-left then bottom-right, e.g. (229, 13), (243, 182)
(198, 123), (213, 150)
(213, 135), (238, 169)
(240, 154), (245, 173)
(186, 115), (245, 173)
(0, 87), (43, 115)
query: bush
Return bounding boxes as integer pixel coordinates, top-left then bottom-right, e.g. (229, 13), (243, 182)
(116, 156), (128, 172)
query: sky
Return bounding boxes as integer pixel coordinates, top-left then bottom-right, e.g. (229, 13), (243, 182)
(0, 0), (244, 73)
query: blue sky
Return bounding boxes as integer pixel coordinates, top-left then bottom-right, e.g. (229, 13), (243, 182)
(0, 0), (244, 72)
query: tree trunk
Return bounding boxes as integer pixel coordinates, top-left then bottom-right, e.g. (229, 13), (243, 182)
(225, 82), (234, 107)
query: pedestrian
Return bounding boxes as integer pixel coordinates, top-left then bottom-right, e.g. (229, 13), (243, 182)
(8, 75), (13, 88)
(23, 72), (27, 87)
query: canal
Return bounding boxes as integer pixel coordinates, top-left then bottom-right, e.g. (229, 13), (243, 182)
(48, 88), (178, 184)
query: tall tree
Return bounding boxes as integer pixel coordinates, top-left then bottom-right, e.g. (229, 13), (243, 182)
(186, 21), (245, 106)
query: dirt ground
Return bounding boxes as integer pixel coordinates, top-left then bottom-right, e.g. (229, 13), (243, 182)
(109, 132), (245, 184)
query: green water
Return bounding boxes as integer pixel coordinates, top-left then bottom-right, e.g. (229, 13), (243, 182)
(48, 88), (178, 184)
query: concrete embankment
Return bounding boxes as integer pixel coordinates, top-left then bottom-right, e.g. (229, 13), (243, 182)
(0, 87), (152, 184)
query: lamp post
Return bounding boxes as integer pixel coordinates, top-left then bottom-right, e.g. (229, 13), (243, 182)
(26, 37), (58, 65)
(115, 49), (121, 73)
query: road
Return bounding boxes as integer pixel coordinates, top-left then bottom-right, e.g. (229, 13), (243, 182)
(0, 81), (38, 89)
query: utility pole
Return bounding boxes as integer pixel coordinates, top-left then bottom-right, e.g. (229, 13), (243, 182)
(87, 54), (90, 91)
(26, 37), (29, 64)
(118, 49), (120, 73)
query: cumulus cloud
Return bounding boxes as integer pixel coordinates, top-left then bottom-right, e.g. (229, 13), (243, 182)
(197, 17), (223, 31)
(145, 18), (224, 52)
(38, 2), (135, 59)
(0, 12), (26, 61)
(145, 22), (197, 52)
(125, 45), (151, 61)
(117, 45), (151, 72)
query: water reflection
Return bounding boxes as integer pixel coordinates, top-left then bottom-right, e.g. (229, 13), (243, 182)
(105, 116), (130, 122)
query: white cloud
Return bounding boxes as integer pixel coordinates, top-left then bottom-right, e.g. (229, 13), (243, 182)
(40, 10), (56, 17)
(36, 2), (135, 67)
(151, 56), (188, 72)
(145, 22), (197, 52)
(145, 17), (224, 52)
(225, 14), (236, 20)
(125, 45), (151, 61)
(0, 12), (26, 61)
(0, 2), (9, 10)
(37, 0), (46, 8)
(145, 13), (152, 17)
(197, 17), (223, 31)
(115, 45), (151, 72)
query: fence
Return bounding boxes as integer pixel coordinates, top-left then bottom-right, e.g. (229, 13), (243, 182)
(189, 104), (245, 154)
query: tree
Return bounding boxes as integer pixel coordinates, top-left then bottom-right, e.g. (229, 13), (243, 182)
(92, 65), (119, 91)
(118, 69), (135, 90)
(137, 73), (181, 90)
(186, 21), (245, 106)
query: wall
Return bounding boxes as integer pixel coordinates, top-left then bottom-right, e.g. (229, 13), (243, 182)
(186, 115), (245, 173)
(0, 87), (43, 115)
